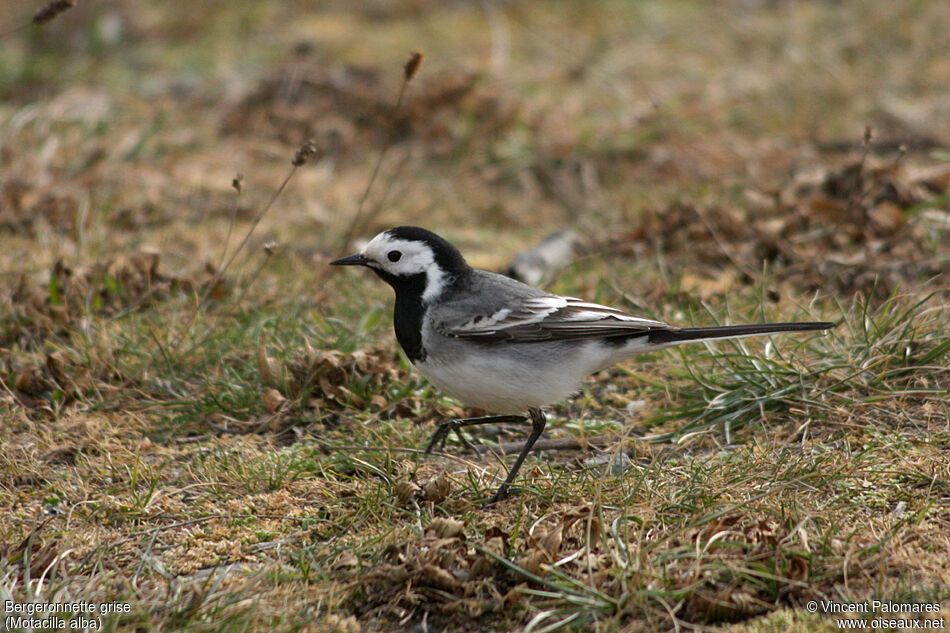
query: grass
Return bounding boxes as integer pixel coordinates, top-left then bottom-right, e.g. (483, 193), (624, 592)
(636, 290), (949, 444)
(1, 1), (949, 631)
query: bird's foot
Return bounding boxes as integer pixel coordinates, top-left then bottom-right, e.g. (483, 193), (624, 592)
(423, 419), (474, 455)
(423, 414), (529, 456)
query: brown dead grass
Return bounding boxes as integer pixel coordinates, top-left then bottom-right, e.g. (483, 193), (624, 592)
(1, 1), (948, 632)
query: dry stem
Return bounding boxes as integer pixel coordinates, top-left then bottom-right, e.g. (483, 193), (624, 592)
(337, 51), (424, 255)
(175, 144), (316, 354)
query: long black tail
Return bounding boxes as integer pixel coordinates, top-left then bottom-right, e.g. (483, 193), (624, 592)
(648, 321), (835, 346)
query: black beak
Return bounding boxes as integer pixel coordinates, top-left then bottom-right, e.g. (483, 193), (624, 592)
(330, 253), (368, 266)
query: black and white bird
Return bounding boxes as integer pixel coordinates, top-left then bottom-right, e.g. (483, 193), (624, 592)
(331, 226), (834, 504)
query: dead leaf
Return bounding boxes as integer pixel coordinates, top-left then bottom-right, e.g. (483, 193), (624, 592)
(261, 388), (286, 413)
(257, 337), (281, 388)
(427, 517), (465, 540)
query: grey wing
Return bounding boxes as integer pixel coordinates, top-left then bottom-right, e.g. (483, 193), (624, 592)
(437, 293), (674, 343)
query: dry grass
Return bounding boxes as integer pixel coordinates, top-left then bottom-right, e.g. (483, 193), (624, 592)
(1, 1), (949, 631)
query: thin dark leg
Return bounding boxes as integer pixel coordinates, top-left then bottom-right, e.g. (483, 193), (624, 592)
(487, 408), (546, 505)
(423, 414), (528, 455)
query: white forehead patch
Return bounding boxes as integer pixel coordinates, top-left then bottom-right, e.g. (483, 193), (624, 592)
(363, 234), (433, 275)
(362, 232), (447, 303)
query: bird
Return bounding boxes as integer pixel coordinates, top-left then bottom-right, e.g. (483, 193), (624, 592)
(331, 226), (834, 504)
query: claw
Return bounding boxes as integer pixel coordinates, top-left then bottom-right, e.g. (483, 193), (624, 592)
(425, 418), (478, 454)
(423, 422), (453, 455)
(454, 427), (477, 452)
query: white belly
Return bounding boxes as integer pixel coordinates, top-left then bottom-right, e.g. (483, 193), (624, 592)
(413, 338), (630, 414)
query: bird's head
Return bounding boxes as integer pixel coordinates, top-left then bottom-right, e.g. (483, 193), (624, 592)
(330, 226), (469, 302)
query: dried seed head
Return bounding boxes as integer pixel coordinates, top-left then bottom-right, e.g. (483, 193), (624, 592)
(426, 517), (464, 539)
(422, 472), (451, 502)
(863, 125), (873, 146)
(404, 50), (424, 81)
(292, 140), (318, 166)
(33, 0), (77, 25)
(394, 480), (421, 505)
(232, 173), (244, 193)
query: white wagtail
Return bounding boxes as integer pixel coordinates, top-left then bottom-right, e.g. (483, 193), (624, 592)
(331, 226), (834, 504)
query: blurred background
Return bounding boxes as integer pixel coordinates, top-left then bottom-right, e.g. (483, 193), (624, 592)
(1, 3), (949, 631)
(1, 0), (948, 298)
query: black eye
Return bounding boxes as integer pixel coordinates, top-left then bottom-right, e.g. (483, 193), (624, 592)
(387, 250), (402, 262)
